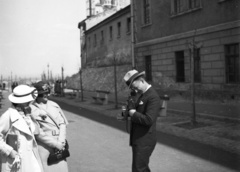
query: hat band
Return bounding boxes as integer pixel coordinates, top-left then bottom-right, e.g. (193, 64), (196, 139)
(126, 73), (140, 86)
(14, 89), (37, 99)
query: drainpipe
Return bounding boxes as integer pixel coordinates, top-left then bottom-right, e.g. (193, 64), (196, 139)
(130, 0), (135, 69)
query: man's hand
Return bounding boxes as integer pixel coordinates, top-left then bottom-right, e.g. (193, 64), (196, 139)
(128, 109), (136, 117)
(128, 98), (135, 110)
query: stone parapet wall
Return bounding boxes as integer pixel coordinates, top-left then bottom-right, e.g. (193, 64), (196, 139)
(66, 65), (132, 94)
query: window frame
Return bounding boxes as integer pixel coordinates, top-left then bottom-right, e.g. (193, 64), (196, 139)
(171, 0), (202, 17)
(101, 30), (104, 44)
(109, 26), (113, 41)
(225, 43), (240, 84)
(175, 51), (185, 82)
(88, 37), (91, 49)
(94, 34), (97, 47)
(142, 0), (151, 26)
(117, 22), (121, 38)
(193, 48), (201, 83)
(126, 17), (131, 34)
(145, 55), (152, 82)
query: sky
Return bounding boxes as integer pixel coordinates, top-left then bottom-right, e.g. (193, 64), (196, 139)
(0, 0), (86, 81)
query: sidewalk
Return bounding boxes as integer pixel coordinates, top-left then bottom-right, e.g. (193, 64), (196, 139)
(1, 90), (240, 155)
(54, 89), (240, 155)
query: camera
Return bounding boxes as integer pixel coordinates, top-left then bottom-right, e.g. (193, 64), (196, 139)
(121, 89), (137, 119)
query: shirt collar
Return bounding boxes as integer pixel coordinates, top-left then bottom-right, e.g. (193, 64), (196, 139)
(143, 85), (151, 94)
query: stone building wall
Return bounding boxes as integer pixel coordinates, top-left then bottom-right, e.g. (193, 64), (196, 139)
(135, 22), (240, 102)
(66, 65), (132, 94)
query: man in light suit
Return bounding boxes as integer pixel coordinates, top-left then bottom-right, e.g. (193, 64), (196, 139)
(123, 69), (161, 172)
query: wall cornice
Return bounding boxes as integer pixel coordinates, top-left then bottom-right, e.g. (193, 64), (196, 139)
(135, 20), (240, 48)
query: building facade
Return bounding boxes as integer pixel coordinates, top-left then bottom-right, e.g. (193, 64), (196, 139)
(85, 5), (132, 67)
(133, 0), (240, 101)
(74, 5), (132, 92)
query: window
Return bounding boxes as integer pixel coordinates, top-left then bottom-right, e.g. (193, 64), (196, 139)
(109, 26), (113, 40)
(101, 30), (104, 44)
(94, 34), (97, 47)
(88, 37), (90, 48)
(175, 51), (185, 82)
(126, 17), (131, 33)
(143, 0), (151, 25)
(174, 0), (185, 14)
(145, 55), (152, 82)
(189, 0), (201, 9)
(117, 22), (121, 38)
(171, 0), (201, 16)
(194, 48), (201, 82)
(225, 44), (239, 83)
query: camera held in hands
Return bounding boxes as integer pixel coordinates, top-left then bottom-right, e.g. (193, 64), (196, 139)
(118, 89), (137, 120)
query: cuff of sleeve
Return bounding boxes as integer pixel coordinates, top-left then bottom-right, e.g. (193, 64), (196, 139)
(6, 146), (14, 157)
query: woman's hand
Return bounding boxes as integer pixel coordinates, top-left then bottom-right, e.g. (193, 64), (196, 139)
(55, 141), (65, 150)
(9, 150), (21, 169)
(9, 149), (18, 159)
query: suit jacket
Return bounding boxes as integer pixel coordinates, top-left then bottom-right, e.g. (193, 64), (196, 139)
(130, 87), (161, 146)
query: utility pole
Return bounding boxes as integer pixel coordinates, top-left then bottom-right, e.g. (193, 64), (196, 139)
(61, 66), (64, 96)
(79, 68), (84, 101)
(113, 52), (118, 109)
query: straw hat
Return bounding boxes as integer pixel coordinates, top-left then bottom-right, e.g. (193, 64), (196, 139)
(8, 85), (38, 104)
(123, 69), (145, 87)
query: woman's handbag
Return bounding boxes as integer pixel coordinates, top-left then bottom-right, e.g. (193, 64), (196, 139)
(47, 140), (70, 165)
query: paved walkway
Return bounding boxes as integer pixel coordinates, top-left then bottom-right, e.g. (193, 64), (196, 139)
(54, 89), (240, 156)
(1, 89), (240, 156)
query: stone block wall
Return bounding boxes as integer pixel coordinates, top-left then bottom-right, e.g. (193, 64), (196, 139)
(135, 22), (240, 102)
(66, 65), (132, 94)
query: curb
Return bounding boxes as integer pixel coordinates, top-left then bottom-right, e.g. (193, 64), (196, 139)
(168, 109), (240, 123)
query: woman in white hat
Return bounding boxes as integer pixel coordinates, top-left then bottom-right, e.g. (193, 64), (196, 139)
(0, 85), (44, 172)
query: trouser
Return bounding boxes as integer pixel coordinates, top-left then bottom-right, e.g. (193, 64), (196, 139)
(132, 144), (156, 172)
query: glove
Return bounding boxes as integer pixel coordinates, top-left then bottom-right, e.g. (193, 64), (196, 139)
(128, 98), (136, 110)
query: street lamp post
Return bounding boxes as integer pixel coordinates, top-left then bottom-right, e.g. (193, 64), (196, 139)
(47, 63), (49, 82)
(61, 66), (64, 96)
(79, 68), (84, 101)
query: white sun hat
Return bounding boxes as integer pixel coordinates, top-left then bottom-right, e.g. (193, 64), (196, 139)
(123, 69), (145, 87)
(8, 85), (38, 104)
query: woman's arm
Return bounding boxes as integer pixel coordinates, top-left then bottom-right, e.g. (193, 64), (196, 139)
(0, 110), (14, 156)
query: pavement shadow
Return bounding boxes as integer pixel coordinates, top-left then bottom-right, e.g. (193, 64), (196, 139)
(56, 100), (240, 171)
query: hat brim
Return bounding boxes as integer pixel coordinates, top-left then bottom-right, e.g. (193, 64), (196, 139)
(8, 88), (37, 104)
(129, 71), (145, 88)
(37, 90), (49, 95)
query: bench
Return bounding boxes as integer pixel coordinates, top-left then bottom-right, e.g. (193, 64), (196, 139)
(159, 95), (170, 117)
(92, 90), (110, 105)
(69, 89), (79, 98)
(66, 88), (80, 98)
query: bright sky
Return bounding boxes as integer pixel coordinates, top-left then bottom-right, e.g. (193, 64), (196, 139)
(0, 0), (86, 80)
